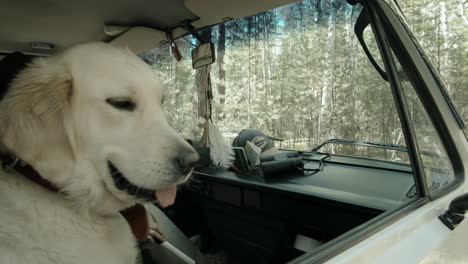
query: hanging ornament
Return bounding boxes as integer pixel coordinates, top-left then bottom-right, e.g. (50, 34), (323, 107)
(196, 65), (234, 168)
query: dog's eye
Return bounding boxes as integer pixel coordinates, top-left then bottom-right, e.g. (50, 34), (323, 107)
(106, 98), (136, 111)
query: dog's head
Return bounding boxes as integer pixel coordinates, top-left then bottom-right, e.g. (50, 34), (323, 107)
(0, 43), (198, 214)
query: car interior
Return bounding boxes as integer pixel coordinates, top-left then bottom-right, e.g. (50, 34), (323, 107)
(1, 0), (451, 263)
(171, 137), (422, 262)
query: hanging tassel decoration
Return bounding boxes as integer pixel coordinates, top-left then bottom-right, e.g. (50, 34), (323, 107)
(207, 122), (234, 168)
(196, 65), (234, 168)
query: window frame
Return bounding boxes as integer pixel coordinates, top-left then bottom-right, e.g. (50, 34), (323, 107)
(366, 3), (430, 198)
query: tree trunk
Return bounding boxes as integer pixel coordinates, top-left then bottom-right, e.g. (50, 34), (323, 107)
(318, 1), (337, 143)
(247, 16), (253, 128)
(217, 23), (226, 106)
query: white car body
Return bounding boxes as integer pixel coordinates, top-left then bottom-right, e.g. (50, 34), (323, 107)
(329, 185), (468, 264)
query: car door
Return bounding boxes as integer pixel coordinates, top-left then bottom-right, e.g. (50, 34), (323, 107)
(289, 0), (468, 263)
(419, 219), (468, 263)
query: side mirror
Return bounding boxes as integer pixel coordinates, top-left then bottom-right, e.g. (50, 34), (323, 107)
(191, 42), (215, 69)
(439, 192), (468, 230)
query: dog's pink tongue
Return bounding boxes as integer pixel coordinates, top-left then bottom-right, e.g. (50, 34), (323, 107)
(155, 186), (177, 208)
(120, 203), (148, 241)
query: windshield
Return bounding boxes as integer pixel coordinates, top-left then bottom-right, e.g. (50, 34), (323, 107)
(140, 0), (407, 154)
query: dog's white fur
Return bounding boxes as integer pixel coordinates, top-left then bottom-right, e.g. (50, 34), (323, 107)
(0, 42), (198, 263)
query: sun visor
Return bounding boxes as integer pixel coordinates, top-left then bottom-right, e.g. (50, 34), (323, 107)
(110, 27), (166, 55)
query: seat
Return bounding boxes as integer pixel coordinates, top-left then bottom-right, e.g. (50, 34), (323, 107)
(141, 204), (209, 264)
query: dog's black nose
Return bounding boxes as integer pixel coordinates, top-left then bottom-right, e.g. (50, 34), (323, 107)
(176, 152), (199, 174)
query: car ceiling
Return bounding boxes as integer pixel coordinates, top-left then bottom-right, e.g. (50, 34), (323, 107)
(0, 0), (198, 54)
(0, 0), (299, 55)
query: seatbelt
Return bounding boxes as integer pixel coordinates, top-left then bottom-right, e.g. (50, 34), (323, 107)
(139, 238), (196, 264)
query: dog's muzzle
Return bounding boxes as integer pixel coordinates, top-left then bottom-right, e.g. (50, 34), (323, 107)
(108, 161), (155, 201)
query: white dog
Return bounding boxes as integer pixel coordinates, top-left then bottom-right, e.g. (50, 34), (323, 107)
(0, 42), (198, 263)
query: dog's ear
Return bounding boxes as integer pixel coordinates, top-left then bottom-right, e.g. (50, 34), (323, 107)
(30, 76), (73, 118)
(0, 56), (74, 159)
(7, 57), (73, 119)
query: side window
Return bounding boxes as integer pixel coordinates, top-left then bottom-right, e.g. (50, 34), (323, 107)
(392, 56), (455, 192)
(397, 1), (468, 137)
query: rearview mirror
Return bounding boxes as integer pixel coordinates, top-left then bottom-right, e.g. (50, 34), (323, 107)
(191, 42), (215, 69)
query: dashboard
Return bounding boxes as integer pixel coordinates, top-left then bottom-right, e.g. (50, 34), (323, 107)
(173, 153), (416, 263)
